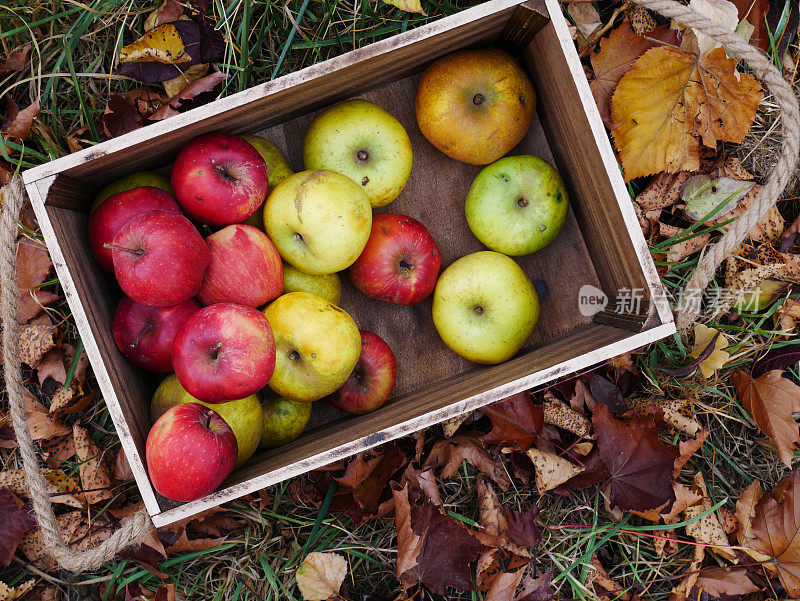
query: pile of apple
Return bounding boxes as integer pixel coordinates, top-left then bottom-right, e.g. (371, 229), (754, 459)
(89, 48), (570, 503)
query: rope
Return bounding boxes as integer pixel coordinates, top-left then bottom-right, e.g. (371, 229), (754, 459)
(630, 0), (800, 328)
(1, 178), (154, 572)
(0, 0), (796, 572)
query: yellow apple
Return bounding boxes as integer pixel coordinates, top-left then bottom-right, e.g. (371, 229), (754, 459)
(91, 171), (173, 213)
(282, 262), (341, 305)
(241, 134), (295, 230)
(302, 99), (413, 207)
(151, 373), (264, 468)
(263, 170), (371, 275)
(263, 292), (361, 402)
(416, 48), (536, 165)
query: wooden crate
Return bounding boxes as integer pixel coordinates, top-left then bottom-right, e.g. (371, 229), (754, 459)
(22, 0), (676, 526)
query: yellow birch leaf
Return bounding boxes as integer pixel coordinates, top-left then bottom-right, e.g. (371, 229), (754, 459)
(381, 0), (426, 14)
(611, 47), (762, 180)
(120, 23), (193, 65)
(296, 552), (347, 601)
(689, 323), (730, 378)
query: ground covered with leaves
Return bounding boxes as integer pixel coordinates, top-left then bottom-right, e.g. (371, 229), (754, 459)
(2, 0), (800, 600)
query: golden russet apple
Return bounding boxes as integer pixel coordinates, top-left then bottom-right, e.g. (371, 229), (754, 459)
(263, 292), (361, 402)
(263, 169), (372, 275)
(303, 99), (413, 207)
(415, 48), (536, 165)
(150, 374), (264, 468)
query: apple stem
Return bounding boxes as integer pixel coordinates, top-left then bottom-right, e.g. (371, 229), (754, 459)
(288, 350), (300, 362)
(103, 243), (146, 256)
(129, 321), (155, 350)
(210, 342), (223, 360)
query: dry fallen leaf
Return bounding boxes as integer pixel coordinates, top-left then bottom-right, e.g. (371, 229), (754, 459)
(0, 468), (85, 508)
(735, 478), (763, 544)
(542, 392), (592, 438)
(0, 45), (30, 76)
(0, 579), (35, 601)
(424, 435), (511, 491)
(658, 223), (711, 261)
(73, 424), (114, 505)
(381, 0), (426, 14)
(16, 238), (58, 324)
(0, 487), (36, 566)
(689, 323), (729, 378)
(733, 369), (800, 467)
(144, 0), (184, 32)
(623, 398), (702, 436)
(120, 23), (194, 65)
(2, 97), (40, 143)
(690, 567), (759, 598)
(685, 0), (740, 55)
(684, 472), (736, 561)
(525, 448), (584, 494)
(17, 324), (60, 368)
(776, 298), (800, 336)
(567, 2), (601, 55)
(295, 552), (348, 601)
(611, 47), (762, 180)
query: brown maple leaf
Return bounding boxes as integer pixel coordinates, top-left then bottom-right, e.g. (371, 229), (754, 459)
(16, 238), (58, 324)
(481, 392), (543, 452)
(0, 487), (36, 565)
(424, 435), (511, 490)
(392, 482), (484, 596)
(733, 369), (800, 467)
(745, 471), (800, 596)
(592, 403), (679, 511)
(690, 566), (760, 598)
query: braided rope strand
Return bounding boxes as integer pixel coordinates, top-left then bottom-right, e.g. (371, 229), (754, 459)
(1, 178), (153, 572)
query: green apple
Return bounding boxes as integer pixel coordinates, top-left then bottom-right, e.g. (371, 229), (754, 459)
(733, 279), (788, 312)
(91, 171), (173, 213)
(465, 155), (568, 256)
(241, 135), (295, 230)
(302, 99), (413, 208)
(432, 251), (539, 364)
(259, 392), (312, 449)
(282, 262), (341, 305)
(263, 291), (361, 402)
(151, 374), (264, 468)
(263, 169), (372, 275)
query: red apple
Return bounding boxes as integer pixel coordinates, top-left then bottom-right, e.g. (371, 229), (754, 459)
(171, 132), (268, 226)
(349, 213), (441, 304)
(108, 210), (210, 307)
(88, 186), (181, 272)
(112, 296), (200, 372)
(173, 303), (276, 403)
(330, 330), (396, 415)
(146, 402), (237, 502)
(198, 224), (283, 307)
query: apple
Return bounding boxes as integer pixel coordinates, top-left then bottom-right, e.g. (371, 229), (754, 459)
(432, 251), (539, 364)
(330, 330), (396, 415)
(262, 292), (361, 402)
(91, 171), (173, 213)
(302, 99), (413, 207)
(171, 132), (268, 226)
(88, 186), (181, 272)
(241, 135), (295, 230)
(349, 213), (441, 304)
(465, 155), (569, 256)
(109, 210), (210, 306)
(416, 48), (536, 165)
(263, 169), (372, 275)
(151, 374), (263, 468)
(112, 296), (200, 372)
(146, 402), (237, 502)
(259, 392), (312, 449)
(282, 262), (341, 305)
(198, 224), (284, 307)
(172, 303), (276, 403)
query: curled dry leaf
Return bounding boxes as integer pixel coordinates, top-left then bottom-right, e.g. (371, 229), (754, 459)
(150, 70), (226, 120)
(73, 424), (114, 505)
(50, 346), (91, 416)
(525, 448), (584, 494)
(733, 369), (800, 468)
(775, 298), (800, 337)
(743, 470), (800, 596)
(683, 472), (736, 561)
(541, 392), (591, 438)
(0, 45), (30, 76)
(0, 487), (36, 566)
(589, 554), (631, 601)
(734, 479), (763, 543)
(623, 398), (702, 436)
(0, 579), (35, 601)
(685, 0), (740, 56)
(381, 0), (426, 15)
(481, 392), (543, 452)
(2, 97), (40, 143)
(593, 404), (679, 512)
(690, 567), (759, 598)
(689, 323), (729, 378)
(17, 324), (60, 368)
(475, 476), (540, 557)
(567, 2), (601, 55)
(0, 468), (85, 508)
(25, 390), (70, 440)
(17, 238), (58, 324)
(424, 435), (511, 491)
(703, 183), (785, 243)
(611, 47), (762, 180)
(144, 0), (185, 32)
(658, 223), (710, 261)
(295, 552), (348, 601)
(441, 413), (470, 438)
